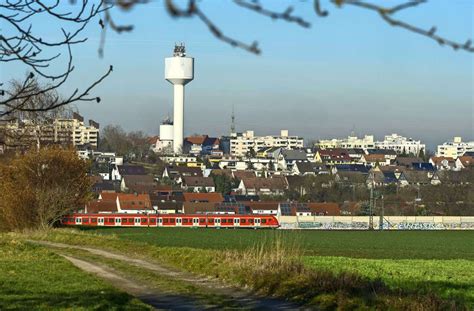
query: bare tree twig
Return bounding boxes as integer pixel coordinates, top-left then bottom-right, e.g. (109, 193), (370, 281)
(234, 0), (311, 28)
(326, 0), (474, 52)
(165, 0), (261, 54)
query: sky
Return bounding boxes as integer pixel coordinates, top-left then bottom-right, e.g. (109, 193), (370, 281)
(1, 0), (473, 150)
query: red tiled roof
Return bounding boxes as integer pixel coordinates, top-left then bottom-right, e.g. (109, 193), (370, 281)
(118, 193), (152, 210)
(185, 135), (208, 145)
(148, 136), (160, 144)
(458, 156), (474, 167)
(307, 203), (341, 216)
(99, 192), (118, 202)
(241, 177), (287, 191)
(183, 202), (217, 214)
(86, 200), (117, 213)
(183, 176), (215, 187)
(363, 154), (386, 162)
(183, 192), (224, 203)
(233, 170), (256, 180)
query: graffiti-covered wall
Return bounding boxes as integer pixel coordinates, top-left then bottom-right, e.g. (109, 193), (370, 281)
(278, 216), (474, 230)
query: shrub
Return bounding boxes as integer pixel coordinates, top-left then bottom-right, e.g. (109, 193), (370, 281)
(0, 147), (91, 231)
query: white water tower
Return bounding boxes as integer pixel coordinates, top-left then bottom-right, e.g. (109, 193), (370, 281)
(165, 44), (194, 154)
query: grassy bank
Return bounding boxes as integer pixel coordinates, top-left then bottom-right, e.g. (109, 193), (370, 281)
(22, 229), (473, 309)
(0, 235), (151, 310)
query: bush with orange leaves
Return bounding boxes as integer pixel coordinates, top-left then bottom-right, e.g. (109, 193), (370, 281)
(0, 147), (92, 231)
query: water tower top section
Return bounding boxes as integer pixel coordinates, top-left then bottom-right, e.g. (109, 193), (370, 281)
(165, 43), (194, 85)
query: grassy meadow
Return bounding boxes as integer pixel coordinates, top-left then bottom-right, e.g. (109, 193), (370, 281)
(18, 227), (473, 309)
(80, 227), (474, 259)
(0, 235), (151, 310)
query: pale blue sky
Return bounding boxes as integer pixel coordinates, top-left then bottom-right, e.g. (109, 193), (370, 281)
(1, 0), (473, 149)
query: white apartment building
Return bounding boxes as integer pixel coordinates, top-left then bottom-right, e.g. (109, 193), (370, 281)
(53, 118), (99, 148)
(437, 137), (474, 158)
(0, 115), (99, 149)
(230, 130), (304, 157)
(375, 133), (425, 155)
(316, 135), (375, 150)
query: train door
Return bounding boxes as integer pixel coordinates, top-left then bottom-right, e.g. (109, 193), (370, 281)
(192, 218), (199, 227)
(157, 218), (163, 227)
(233, 218), (240, 227)
(75, 217), (82, 225)
(115, 217), (122, 227)
(176, 217), (182, 227)
(134, 217), (141, 226)
(97, 217), (104, 226)
(254, 218), (261, 227)
(215, 218), (221, 228)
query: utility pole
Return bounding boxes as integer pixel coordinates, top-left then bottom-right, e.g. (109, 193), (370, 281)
(379, 195), (384, 231)
(369, 184), (374, 230)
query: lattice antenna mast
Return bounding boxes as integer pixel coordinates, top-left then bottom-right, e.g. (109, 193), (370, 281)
(231, 105), (236, 134)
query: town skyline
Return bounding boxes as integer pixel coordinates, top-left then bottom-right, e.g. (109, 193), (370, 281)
(2, 1), (472, 150)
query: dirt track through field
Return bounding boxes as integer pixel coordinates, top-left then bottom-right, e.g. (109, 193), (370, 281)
(30, 240), (302, 310)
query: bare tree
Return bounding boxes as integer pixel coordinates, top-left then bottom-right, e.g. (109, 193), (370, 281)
(1, 78), (73, 150)
(0, 1), (115, 119)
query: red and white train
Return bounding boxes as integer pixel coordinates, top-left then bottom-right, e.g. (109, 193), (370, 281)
(62, 213), (280, 229)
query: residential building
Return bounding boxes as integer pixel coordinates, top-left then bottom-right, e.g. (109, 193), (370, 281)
(375, 133), (425, 156)
(314, 148), (352, 165)
(120, 175), (155, 193)
(237, 176), (288, 196)
(429, 157), (456, 171)
(315, 135), (375, 150)
(182, 176), (216, 192)
(183, 135), (221, 156)
(230, 130), (304, 157)
(0, 113), (99, 150)
(116, 193), (153, 213)
(437, 137), (474, 158)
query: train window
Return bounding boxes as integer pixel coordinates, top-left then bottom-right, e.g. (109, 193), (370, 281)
(200, 218), (205, 223)
(150, 219), (156, 223)
(262, 219), (267, 224)
(83, 219), (89, 224)
(221, 219), (226, 223)
(241, 219), (246, 224)
(108, 218), (114, 222)
(164, 219), (169, 223)
(183, 219), (189, 224)
(209, 218), (214, 223)
(92, 219), (97, 223)
(248, 219), (253, 223)
(141, 218), (146, 223)
(170, 219), (175, 223)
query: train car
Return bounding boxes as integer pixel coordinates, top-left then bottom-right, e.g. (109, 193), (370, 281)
(62, 213), (279, 229)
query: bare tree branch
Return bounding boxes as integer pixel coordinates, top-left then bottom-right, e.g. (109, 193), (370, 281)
(1, 1), (114, 120)
(234, 0), (311, 28)
(325, 0), (474, 53)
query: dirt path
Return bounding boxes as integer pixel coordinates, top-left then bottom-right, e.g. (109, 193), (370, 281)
(62, 255), (201, 310)
(30, 240), (302, 310)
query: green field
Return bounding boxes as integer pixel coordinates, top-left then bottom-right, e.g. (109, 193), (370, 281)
(80, 227), (474, 259)
(7, 228), (474, 309)
(0, 235), (150, 310)
(77, 227), (474, 307)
